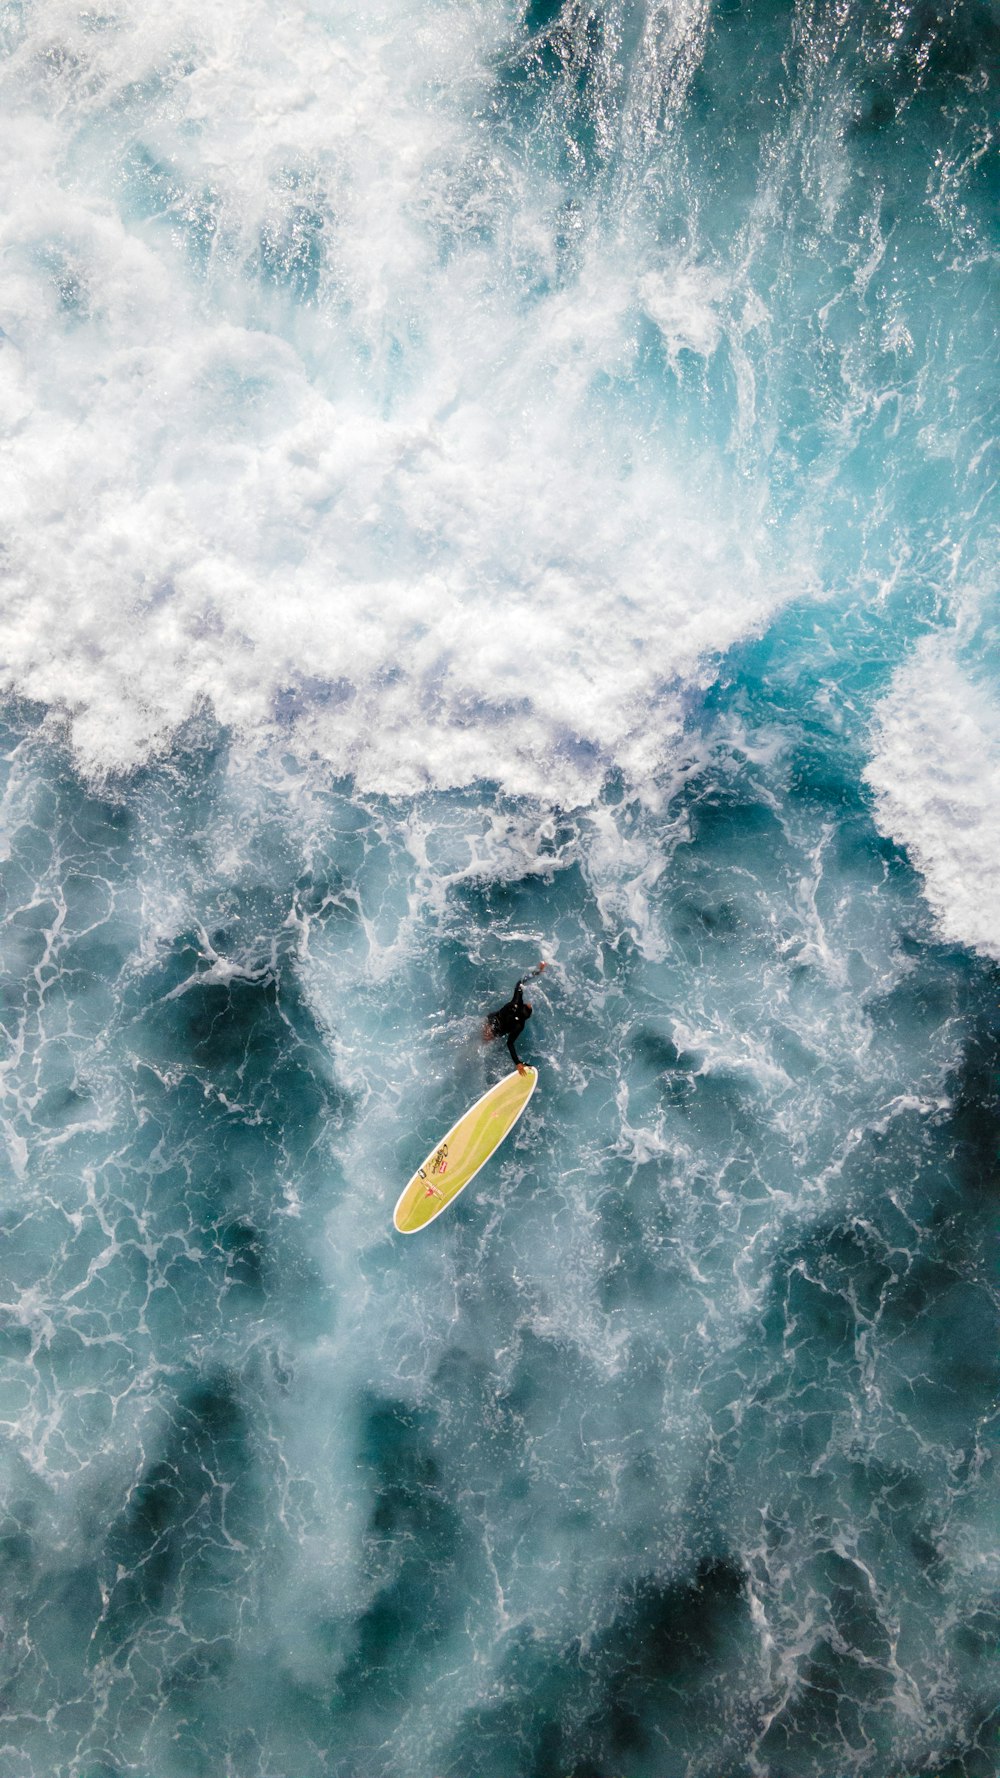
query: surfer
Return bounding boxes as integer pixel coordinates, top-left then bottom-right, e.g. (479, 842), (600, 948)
(483, 962), (547, 1073)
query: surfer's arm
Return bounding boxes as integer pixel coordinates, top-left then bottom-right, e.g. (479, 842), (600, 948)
(516, 962), (547, 991)
(512, 963), (546, 997)
(506, 1031), (522, 1067)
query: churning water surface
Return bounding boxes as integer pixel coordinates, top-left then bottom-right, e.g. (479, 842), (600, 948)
(0, 2), (997, 1775)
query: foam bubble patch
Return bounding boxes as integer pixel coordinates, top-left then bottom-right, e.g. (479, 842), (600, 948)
(866, 634), (1000, 961)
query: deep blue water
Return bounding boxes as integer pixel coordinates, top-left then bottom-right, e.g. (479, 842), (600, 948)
(0, 2), (998, 1776)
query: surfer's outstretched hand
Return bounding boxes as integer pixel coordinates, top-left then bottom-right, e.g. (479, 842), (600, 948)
(517, 1062), (528, 1075)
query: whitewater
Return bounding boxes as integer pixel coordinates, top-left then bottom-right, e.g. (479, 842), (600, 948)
(0, 1), (997, 1775)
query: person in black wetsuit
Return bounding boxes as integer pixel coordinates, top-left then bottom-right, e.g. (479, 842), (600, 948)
(483, 962), (547, 1074)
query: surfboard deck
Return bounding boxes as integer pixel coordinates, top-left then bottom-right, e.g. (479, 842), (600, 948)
(393, 1067), (538, 1234)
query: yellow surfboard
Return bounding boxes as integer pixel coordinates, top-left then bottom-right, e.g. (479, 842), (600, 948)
(393, 1067), (538, 1234)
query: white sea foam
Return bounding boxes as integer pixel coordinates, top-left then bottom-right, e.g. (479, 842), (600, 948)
(0, 0), (782, 804)
(866, 633), (1000, 961)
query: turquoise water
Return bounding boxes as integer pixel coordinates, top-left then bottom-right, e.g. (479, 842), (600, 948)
(0, 3), (997, 1775)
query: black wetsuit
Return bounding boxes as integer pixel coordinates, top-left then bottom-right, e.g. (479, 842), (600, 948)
(486, 969), (542, 1067)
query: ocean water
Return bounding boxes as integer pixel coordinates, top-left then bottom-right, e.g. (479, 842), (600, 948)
(0, 2), (998, 1776)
